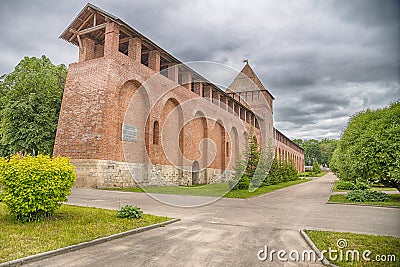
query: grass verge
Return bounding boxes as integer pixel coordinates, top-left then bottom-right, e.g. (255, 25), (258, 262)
(225, 180), (310, 198)
(0, 203), (170, 263)
(332, 180), (398, 192)
(305, 230), (399, 267)
(299, 172), (327, 178)
(104, 179), (310, 199)
(328, 194), (400, 207)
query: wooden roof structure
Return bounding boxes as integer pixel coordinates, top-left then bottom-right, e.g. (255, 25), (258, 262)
(60, 3), (182, 65)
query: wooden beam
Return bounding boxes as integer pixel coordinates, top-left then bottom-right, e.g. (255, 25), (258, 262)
(69, 23), (106, 36)
(68, 12), (94, 42)
(77, 35), (83, 53)
(119, 27), (132, 37)
(93, 12), (96, 27)
(79, 23), (107, 35)
(119, 37), (131, 44)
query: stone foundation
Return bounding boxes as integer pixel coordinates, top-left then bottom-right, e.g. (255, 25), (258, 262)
(71, 159), (233, 189)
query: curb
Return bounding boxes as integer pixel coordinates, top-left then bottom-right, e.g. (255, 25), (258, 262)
(326, 201), (400, 209)
(0, 218), (180, 267)
(327, 178), (338, 202)
(299, 230), (339, 267)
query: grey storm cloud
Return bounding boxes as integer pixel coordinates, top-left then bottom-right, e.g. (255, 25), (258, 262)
(0, 0), (399, 140)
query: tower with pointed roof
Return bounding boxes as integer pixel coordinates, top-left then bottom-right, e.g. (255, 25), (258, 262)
(228, 62), (275, 151)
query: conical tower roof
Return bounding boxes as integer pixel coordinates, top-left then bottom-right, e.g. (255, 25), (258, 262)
(228, 62), (274, 100)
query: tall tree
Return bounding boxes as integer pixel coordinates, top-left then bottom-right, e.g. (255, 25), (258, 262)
(330, 102), (400, 191)
(319, 138), (338, 166)
(0, 56), (67, 156)
(294, 138), (338, 167)
(303, 139), (321, 166)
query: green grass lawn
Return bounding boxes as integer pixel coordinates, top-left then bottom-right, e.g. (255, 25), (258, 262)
(104, 179), (310, 199)
(305, 230), (399, 267)
(328, 194), (400, 207)
(0, 203), (170, 263)
(332, 180), (398, 192)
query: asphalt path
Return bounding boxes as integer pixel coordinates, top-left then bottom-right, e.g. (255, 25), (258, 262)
(26, 173), (400, 266)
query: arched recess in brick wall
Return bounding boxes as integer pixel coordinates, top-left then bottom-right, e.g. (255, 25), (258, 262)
(122, 82), (150, 164)
(161, 98), (184, 168)
(230, 127), (239, 169)
(194, 111), (208, 171)
(119, 80), (142, 122)
(211, 120), (226, 171)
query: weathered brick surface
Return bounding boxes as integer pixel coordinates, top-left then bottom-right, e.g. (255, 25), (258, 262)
(55, 16), (304, 188)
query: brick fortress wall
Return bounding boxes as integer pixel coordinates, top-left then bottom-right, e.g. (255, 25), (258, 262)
(55, 6), (304, 188)
(54, 21), (265, 188)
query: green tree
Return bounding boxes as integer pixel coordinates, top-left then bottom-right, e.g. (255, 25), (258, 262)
(230, 131), (275, 190)
(294, 138), (338, 167)
(293, 139), (304, 148)
(244, 135), (261, 178)
(303, 139), (321, 166)
(230, 133), (261, 190)
(264, 157), (298, 185)
(0, 56), (67, 156)
(330, 102), (400, 191)
(319, 139), (338, 166)
(312, 161), (321, 173)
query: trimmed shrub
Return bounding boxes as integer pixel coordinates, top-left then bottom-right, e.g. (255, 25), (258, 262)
(117, 205), (143, 219)
(346, 190), (389, 202)
(0, 155), (76, 222)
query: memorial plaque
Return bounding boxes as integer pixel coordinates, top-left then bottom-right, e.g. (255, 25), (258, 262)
(122, 124), (137, 142)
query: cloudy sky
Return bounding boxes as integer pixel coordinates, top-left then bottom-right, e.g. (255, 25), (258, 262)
(0, 0), (399, 140)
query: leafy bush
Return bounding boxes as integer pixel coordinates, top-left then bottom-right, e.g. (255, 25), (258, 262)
(117, 205), (143, 219)
(0, 155), (76, 222)
(337, 181), (356, 190)
(337, 180), (370, 190)
(346, 190), (389, 202)
(353, 181), (370, 190)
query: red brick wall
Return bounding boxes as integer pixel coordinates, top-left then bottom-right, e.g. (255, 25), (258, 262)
(54, 49), (260, 174)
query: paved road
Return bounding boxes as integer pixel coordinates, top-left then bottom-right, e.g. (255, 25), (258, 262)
(27, 173), (400, 267)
